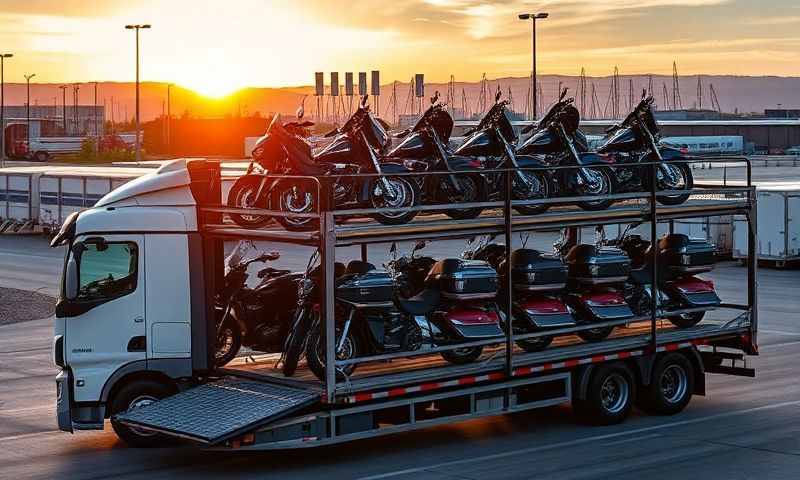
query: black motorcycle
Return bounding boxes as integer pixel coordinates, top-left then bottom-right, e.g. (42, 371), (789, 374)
(454, 90), (552, 216)
(516, 90), (617, 211)
(228, 96), (420, 230)
(214, 242), (298, 367)
(282, 242), (504, 381)
(595, 93), (694, 205)
(385, 92), (490, 220)
(600, 225), (720, 328)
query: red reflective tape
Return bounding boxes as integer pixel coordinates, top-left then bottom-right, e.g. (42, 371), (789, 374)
(354, 393), (373, 402)
(488, 372), (505, 381)
(542, 363), (553, 371)
(565, 359), (580, 368)
(388, 388), (407, 398)
(458, 377), (476, 385)
(592, 355), (605, 363)
(419, 383), (439, 392)
(665, 343), (679, 351)
(618, 351), (631, 359)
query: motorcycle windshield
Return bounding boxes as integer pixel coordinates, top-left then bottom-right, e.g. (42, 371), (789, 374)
(224, 240), (259, 275)
(413, 107), (454, 142)
(364, 112), (391, 152)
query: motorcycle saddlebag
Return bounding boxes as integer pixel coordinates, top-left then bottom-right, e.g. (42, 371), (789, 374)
(565, 244), (631, 285)
(658, 234), (715, 275)
(510, 249), (568, 292)
(517, 296), (576, 329)
(427, 259), (498, 300)
(570, 289), (634, 320)
(443, 307), (504, 339)
(664, 277), (720, 308)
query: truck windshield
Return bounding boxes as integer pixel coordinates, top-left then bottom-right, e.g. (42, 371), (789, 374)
(75, 242), (138, 301)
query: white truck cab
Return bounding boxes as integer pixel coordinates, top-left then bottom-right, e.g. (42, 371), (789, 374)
(52, 159), (216, 446)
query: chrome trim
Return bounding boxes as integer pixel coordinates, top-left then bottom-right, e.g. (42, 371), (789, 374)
(338, 299), (395, 308)
(669, 265), (713, 274)
(572, 275), (629, 285)
(513, 282), (567, 292)
(441, 291), (498, 300)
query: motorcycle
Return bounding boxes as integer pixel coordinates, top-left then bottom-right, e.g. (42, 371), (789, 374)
(595, 93), (694, 205)
(516, 89), (617, 211)
(385, 92), (490, 220)
(282, 242), (504, 381)
(227, 96), (420, 230)
(214, 241), (298, 367)
(454, 90), (552, 216)
(553, 232), (636, 341)
(599, 224), (720, 328)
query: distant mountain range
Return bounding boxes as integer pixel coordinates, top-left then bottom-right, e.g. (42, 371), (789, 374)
(4, 74), (799, 124)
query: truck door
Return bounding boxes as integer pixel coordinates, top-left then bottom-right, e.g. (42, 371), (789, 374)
(64, 234), (146, 403)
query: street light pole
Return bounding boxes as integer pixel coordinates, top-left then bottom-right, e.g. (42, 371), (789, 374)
(0, 53), (12, 168)
(166, 83), (172, 156)
(93, 81), (99, 153)
(125, 23), (151, 163)
(519, 12), (548, 121)
(24, 73), (36, 157)
(59, 85), (67, 134)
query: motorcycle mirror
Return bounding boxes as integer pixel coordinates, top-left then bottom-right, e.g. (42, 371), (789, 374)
(296, 95), (306, 120)
(390, 242), (397, 254)
(431, 91), (439, 105)
(641, 89), (647, 100)
(559, 88), (568, 101)
(413, 240), (427, 253)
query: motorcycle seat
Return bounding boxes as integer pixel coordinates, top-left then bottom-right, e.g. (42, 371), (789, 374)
(346, 260), (375, 275)
(395, 288), (441, 316)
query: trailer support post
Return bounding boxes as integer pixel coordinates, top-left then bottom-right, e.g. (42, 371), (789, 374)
(320, 179), (337, 402)
(747, 184), (758, 350)
(503, 170), (514, 377)
(649, 163), (658, 352)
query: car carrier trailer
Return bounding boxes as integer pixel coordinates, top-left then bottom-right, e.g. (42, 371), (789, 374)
(52, 157), (758, 449)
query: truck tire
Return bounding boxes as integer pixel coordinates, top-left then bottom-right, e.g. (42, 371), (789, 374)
(637, 352), (694, 415)
(573, 363), (634, 425)
(110, 379), (175, 447)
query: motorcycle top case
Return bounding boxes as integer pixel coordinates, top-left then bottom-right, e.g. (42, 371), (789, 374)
(565, 244), (631, 285)
(337, 269), (394, 306)
(427, 259), (498, 300)
(658, 234), (715, 275)
(508, 249), (568, 292)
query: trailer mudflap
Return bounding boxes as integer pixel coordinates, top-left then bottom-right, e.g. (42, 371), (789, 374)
(113, 377), (320, 445)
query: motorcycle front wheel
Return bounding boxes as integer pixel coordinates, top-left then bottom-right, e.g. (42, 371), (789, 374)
(370, 176), (420, 225)
(214, 317), (242, 367)
(513, 171), (551, 216)
(442, 173), (488, 220)
(577, 326), (615, 342)
(306, 325), (359, 381)
(227, 175), (271, 228)
(274, 179), (319, 231)
(576, 167), (616, 211)
(655, 163), (694, 206)
(282, 307), (312, 377)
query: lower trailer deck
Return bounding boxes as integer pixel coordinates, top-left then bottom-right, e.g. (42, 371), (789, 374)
(221, 311), (750, 403)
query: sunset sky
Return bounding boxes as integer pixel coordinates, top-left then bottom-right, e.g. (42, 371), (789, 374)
(1, 0), (799, 97)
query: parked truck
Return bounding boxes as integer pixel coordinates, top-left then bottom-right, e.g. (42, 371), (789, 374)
(51, 158), (758, 449)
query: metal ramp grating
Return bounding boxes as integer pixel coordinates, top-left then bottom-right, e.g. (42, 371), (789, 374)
(113, 378), (319, 444)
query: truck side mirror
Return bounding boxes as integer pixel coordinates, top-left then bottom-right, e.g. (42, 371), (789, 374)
(65, 256), (79, 300)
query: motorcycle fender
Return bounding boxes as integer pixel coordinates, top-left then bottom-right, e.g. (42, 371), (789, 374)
(514, 154), (548, 170)
(577, 152), (614, 167)
(359, 162), (410, 201)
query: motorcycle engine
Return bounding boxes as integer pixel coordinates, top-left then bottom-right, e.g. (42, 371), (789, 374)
(384, 312), (423, 351)
(253, 323), (283, 350)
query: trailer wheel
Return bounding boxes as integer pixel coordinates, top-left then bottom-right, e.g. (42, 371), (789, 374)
(34, 151), (49, 162)
(637, 353), (694, 415)
(573, 363), (634, 425)
(110, 379), (175, 447)
(516, 336), (553, 352)
(577, 326), (615, 343)
(441, 346), (483, 364)
(667, 311), (705, 329)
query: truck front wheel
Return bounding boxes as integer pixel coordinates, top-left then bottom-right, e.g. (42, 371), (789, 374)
(110, 379), (175, 447)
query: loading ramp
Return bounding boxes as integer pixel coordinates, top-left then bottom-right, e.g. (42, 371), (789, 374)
(113, 377), (320, 445)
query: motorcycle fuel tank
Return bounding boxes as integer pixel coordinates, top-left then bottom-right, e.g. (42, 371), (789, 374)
(517, 128), (562, 156)
(387, 131), (431, 159)
(315, 134), (355, 164)
(454, 129), (500, 157)
(597, 126), (639, 153)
